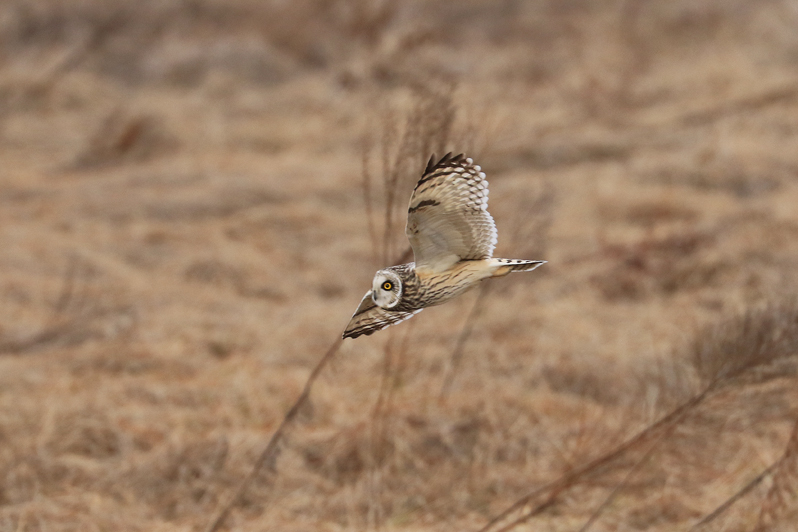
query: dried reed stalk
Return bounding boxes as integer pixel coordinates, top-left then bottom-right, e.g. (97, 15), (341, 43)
(477, 387), (711, 532)
(480, 301), (798, 532)
(439, 282), (492, 400)
(205, 337), (343, 532)
(754, 416), (798, 531)
(362, 85), (457, 267)
(207, 87), (455, 528)
(440, 181), (553, 400)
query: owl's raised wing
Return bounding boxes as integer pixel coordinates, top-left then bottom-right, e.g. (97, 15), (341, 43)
(405, 153), (497, 274)
(343, 291), (422, 339)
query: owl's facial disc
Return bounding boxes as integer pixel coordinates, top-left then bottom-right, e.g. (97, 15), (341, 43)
(372, 271), (402, 309)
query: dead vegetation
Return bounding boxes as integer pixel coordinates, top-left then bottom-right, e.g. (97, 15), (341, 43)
(2, 1), (798, 531)
(0, 258), (136, 356)
(481, 302), (798, 532)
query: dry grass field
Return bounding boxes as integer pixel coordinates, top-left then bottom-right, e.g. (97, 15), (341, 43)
(2, 1), (798, 530)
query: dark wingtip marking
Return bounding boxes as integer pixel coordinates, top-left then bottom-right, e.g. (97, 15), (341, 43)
(343, 324), (383, 339)
(425, 153), (438, 174)
(408, 199), (441, 213)
(343, 326), (371, 339)
(417, 152), (467, 187)
(422, 152), (466, 175)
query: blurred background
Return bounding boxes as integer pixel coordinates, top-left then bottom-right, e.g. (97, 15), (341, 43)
(2, 1), (798, 530)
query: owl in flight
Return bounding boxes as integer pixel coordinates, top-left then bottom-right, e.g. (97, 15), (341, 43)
(343, 153), (545, 339)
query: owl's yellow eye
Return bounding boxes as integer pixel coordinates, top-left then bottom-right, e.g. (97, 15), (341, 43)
(382, 281), (393, 291)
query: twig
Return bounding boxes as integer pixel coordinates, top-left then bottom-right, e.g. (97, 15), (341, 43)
(0, 257), (112, 355)
(689, 460), (781, 530)
(754, 416), (798, 531)
(381, 116), (401, 265)
(688, 415), (798, 531)
(679, 84), (798, 127)
(439, 283), (492, 400)
(366, 321), (415, 528)
(476, 387), (711, 532)
(491, 487), (563, 532)
(362, 138), (379, 267)
(0, 322), (82, 355)
(367, 330), (397, 527)
(578, 411), (682, 532)
(204, 337), (343, 532)
(52, 255), (79, 314)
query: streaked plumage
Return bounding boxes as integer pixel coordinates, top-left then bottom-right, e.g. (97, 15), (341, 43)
(343, 153), (545, 339)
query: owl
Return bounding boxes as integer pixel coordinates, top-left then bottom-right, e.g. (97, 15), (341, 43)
(343, 153), (545, 339)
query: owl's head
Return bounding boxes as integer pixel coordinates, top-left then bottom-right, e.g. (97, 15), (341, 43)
(372, 269), (402, 309)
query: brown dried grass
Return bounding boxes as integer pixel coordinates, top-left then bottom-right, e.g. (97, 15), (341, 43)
(3, 1), (798, 531)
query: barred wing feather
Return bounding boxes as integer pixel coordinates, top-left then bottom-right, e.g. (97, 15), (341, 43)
(405, 153), (497, 274)
(343, 291), (422, 339)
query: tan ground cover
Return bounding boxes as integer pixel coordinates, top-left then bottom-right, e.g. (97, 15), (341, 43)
(2, 1), (798, 530)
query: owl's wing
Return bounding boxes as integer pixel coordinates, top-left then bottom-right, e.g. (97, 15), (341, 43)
(405, 153), (497, 274)
(343, 291), (422, 339)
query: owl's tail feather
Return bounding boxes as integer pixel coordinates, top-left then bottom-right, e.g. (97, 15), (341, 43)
(490, 259), (546, 278)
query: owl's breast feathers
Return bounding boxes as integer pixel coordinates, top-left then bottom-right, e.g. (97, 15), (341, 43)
(393, 259), (495, 311)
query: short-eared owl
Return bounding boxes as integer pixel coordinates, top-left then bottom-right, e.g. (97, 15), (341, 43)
(343, 153), (545, 339)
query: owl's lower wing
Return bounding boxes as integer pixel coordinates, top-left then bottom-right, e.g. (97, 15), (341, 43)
(405, 153), (497, 274)
(343, 291), (422, 339)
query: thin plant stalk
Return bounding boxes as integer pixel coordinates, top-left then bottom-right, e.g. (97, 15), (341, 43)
(205, 337), (343, 532)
